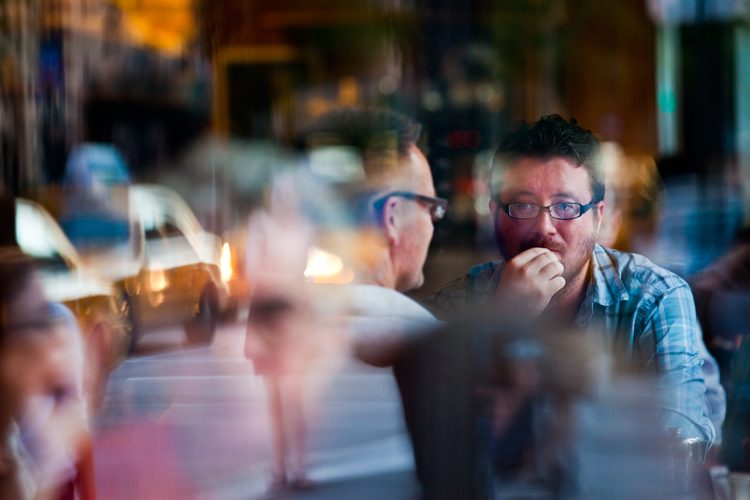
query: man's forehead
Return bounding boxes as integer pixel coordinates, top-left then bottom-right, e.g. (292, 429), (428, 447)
(401, 145), (434, 193)
(372, 144), (433, 194)
(500, 156), (592, 197)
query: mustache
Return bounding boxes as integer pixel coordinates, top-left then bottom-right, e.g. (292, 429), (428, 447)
(520, 239), (566, 253)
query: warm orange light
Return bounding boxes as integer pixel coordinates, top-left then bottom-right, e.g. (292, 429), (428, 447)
(338, 76), (359, 106)
(220, 243), (233, 282)
(304, 248), (354, 284)
(113, 0), (195, 55)
(149, 267), (167, 292)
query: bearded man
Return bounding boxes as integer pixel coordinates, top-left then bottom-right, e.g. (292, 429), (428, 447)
(427, 114), (715, 445)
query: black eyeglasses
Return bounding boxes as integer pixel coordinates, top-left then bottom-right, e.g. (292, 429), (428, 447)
(374, 191), (448, 222)
(499, 200), (598, 220)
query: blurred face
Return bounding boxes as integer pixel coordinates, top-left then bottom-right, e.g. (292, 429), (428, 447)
(491, 157), (604, 285)
(0, 280), (73, 418)
(394, 145), (436, 292)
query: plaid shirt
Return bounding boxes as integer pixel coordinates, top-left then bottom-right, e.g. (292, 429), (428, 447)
(425, 244), (716, 444)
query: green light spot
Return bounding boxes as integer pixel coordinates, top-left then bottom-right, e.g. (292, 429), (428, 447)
(658, 90), (677, 114)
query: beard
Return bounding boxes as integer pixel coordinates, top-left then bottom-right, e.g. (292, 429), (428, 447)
(496, 231), (597, 286)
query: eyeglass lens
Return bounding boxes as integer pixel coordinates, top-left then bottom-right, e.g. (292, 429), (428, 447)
(508, 202), (582, 220)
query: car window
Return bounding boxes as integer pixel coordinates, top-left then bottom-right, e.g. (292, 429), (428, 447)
(16, 203), (73, 273)
(142, 195), (188, 241)
(57, 185), (132, 253)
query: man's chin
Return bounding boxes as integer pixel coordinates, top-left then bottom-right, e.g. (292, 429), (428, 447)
(413, 272), (425, 290)
(398, 272), (425, 293)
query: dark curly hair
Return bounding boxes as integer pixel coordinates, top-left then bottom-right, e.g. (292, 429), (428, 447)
(489, 115), (605, 204)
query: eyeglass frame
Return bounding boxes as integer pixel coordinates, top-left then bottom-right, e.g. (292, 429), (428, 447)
(498, 199), (600, 220)
(373, 191), (448, 222)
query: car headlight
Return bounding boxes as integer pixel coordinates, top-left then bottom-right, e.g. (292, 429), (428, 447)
(220, 242), (233, 282)
(303, 247), (354, 284)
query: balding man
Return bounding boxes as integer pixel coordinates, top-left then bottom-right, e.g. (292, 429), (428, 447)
(303, 107), (447, 365)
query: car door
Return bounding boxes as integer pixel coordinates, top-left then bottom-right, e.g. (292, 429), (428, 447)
(132, 187), (210, 329)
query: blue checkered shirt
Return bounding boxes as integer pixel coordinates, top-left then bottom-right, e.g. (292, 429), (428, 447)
(425, 244), (716, 444)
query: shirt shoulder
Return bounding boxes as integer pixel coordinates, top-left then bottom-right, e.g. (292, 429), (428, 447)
(349, 285), (438, 324)
(422, 260), (503, 319)
(594, 245), (692, 305)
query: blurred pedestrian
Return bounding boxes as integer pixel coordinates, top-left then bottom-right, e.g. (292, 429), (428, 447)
(301, 107), (444, 366)
(300, 107), (446, 496)
(244, 175), (318, 495)
(0, 248), (93, 500)
(689, 227), (750, 388)
(691, 227), (750, 462)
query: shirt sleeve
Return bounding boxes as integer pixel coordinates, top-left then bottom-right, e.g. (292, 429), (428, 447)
(695, 325), (726, 443)
(637, 284), (716, 445)
(421, 277), (471, 320)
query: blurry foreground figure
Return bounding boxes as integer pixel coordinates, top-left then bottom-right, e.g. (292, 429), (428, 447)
(694, 228), (750, 469)
(298, 107), (446, 495)
(690, 228), (750, 389)
(394, 315), (705, 499)
(427, 115), (715, 459)
(302, 107), (445, 365)
(244, 176), (319, 494)
(0, 249), (93, 500)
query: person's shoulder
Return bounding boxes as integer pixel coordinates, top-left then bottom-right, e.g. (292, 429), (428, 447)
(432, 260), (500, 296)
(422, 260), (502, 318)
(347, 284), (438, 322)
(690, 242), (750, 289)
(597, 245), (690, 296)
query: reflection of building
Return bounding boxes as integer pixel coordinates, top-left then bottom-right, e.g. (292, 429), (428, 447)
(204, 0), (662, 248)
(38, 0), (209, 181)
(0, 0), (42, 193)
(205, 0), (412, 142)
(205, 0), (750, 248)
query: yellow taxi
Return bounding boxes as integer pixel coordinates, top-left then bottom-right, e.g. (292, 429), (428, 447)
(58, 184), (230, 349)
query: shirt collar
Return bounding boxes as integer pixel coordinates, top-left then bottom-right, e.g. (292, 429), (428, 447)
(589, 244), (630, 306)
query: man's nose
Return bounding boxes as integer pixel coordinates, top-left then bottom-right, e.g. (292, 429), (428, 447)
(531, 208), (558, 234)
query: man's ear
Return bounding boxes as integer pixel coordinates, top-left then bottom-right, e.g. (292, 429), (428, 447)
(381, 197), (403, 246)
(594, 200), (605, 232)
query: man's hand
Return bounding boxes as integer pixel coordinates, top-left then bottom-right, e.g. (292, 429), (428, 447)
(494, 248), (565, 319)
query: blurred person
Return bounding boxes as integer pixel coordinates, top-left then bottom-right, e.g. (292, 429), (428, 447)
(715, 241), (750, 468)
(296, 107), (446, 496)
(689, 227), (750, 385)
(646, 154), (744, 277)
(244, 175), (319, 495)
(603, 152), (663, 254)
(0, 249), (93, 500)
(301, 107), (445, 365)
(594, 142), (625, 249)
(426, 115), (715, 448)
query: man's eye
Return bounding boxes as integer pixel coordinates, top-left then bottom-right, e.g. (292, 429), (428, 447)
(516, 203), (535, 212)
(552, 203), (580, 218)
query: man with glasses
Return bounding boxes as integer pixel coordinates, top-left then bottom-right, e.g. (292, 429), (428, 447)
(305, 107), (446, 301)
(427, 114), (715, 445)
